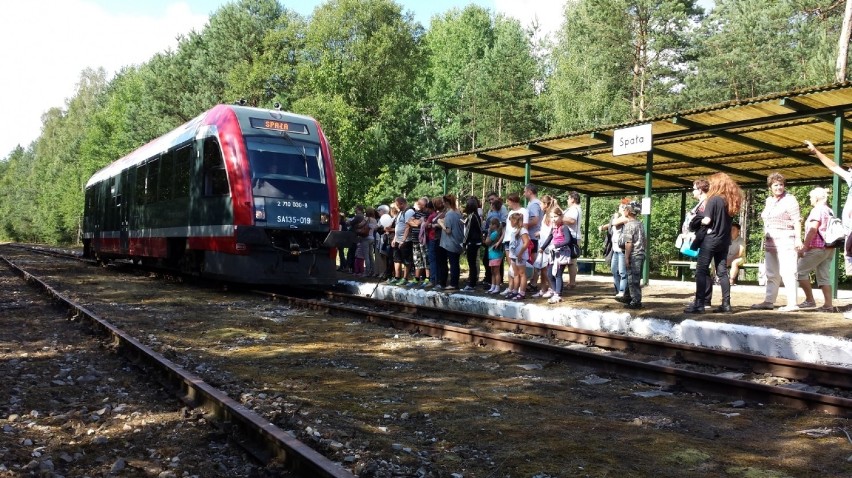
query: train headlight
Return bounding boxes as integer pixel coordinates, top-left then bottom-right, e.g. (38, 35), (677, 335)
(254, 198), (266, 222)
(320, 212), (330, 224)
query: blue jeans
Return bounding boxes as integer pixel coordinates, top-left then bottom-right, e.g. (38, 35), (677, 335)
(625, 253), (645, 304)
(427, 239), (439, 284)
(548, 263), (567, 296)
(611, 251), (626, 293)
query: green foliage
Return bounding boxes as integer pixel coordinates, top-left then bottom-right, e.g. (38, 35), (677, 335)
(684, 0), (845, 105)
(547, 0), (702, 131)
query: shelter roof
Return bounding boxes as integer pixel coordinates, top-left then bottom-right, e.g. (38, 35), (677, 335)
(425, 82), (852, 196)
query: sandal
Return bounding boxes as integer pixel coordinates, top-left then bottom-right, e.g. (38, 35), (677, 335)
(818, 305), (838, 312)
(797, 300), (816, 308)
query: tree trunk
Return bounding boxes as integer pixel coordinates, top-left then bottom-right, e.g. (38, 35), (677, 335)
(838, 0), (852, 82)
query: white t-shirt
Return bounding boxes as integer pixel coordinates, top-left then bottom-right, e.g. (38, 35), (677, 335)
(509, 227), (530, 260)
(564, 205), (582, 245)
(502, 207), (528, 244)
(539, 219), (553, 251)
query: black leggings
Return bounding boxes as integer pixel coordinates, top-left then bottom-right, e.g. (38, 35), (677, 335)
(466, 244), (480, 287)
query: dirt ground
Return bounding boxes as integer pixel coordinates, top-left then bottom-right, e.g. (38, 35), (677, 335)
(2, 245), (851, 477)
(0, 257), (266, 477)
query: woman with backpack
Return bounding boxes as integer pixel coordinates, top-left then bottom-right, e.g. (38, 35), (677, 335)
(796, 187), (836, 311)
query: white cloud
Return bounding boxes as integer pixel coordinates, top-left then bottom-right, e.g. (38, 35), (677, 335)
(0, 0), (208, 158)
(494, 0), (564, 41)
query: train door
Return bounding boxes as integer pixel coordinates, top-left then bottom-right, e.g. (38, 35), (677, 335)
(194, 134), (232, 226)
(111, 173), (128, 254)
(93, 183), (104, 254)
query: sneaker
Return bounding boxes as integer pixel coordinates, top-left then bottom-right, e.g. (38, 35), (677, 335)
(614, 292), (625, 299)
(778, 305), (800, 312)
(405, 280), (419, 288)
(433, 285), (443, 291)
(462, 285), (475, 291)
(444, 285), (457, 291)
(615, 294), (630, 304)
(624, 301), (642, 309)
(489, 287), (500, 294)
(422, 282), (434, 289)
(500, 287), (513, 296)
(541, 290), (554, 299)
(386, 277), (396, 284)
(750, 302), (774, 310)
(798, 300), (816, 308)
(547, 295), (562, 304)
(532, 289), (545, 298)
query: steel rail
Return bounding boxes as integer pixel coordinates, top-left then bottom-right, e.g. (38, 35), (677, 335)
(319, 291), (852, 390)
(264, 291), (852, 417)
(9, 245), (851, 415)
(0, 254), (354, 478)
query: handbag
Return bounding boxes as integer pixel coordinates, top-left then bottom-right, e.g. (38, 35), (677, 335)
(679, 233), (699, 258)
(758, 262), (767, 286)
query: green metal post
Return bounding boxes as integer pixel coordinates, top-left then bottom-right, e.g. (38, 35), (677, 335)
(643, 150), (653, 285)
(523, 159), (531, 206)
(583, 194), (591, 257)
(832, 112), (843, 298)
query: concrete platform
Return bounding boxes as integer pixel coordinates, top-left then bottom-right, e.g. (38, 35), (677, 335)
(337, 273), (852, 367)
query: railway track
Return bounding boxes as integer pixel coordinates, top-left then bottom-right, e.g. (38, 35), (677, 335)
(261, 290), (852, 417)
(0, 252), (355, 478)
(5, 243), (852, 476)
(11, 244), (852, 416)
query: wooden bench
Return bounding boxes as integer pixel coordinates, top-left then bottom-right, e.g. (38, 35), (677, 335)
(576, 257), (608, 276)
(668, 260), (696, 281)
(669, 260), (761, 282)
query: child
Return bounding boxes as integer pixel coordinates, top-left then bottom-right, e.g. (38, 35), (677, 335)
(619, 202), (646, 309)
(484, 217), (504, 293)
(541, 207), (571, 303)
(506, 213), (530, 300)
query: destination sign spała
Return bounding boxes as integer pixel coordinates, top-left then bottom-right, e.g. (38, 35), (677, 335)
(612, 123), (652, 156)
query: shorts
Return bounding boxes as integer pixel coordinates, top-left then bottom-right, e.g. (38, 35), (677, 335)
(392, 245), (405, 264)
(399, 241), (414, 267)
(488, 259), (502, 267)
(796, 247), (834, 285)
(411, 241), (427, 269)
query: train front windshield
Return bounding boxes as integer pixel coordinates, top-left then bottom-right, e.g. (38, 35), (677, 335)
(246, 137), (326, 199)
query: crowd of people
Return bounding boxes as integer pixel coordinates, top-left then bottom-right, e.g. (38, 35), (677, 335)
(675, 140), (851, 313)
(336, 140), (851, 314)
(336, 184), (625, 304)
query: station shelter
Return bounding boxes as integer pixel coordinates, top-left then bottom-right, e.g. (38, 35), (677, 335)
(425, 82), (852, 293)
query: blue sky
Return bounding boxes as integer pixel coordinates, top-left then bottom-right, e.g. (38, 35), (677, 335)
(86, 0), (498, 26)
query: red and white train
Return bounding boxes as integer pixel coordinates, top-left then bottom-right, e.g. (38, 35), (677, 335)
(82, 104), (343, 285)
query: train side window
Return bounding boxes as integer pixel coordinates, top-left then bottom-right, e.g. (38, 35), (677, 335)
(173, 145), (192, 198)
(159, 151), (174, 201)
(203, 137), (229, 196)
(148, 156), (160, 202)
(135, 164), (147, 205)
(112, 179), (122, 208)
